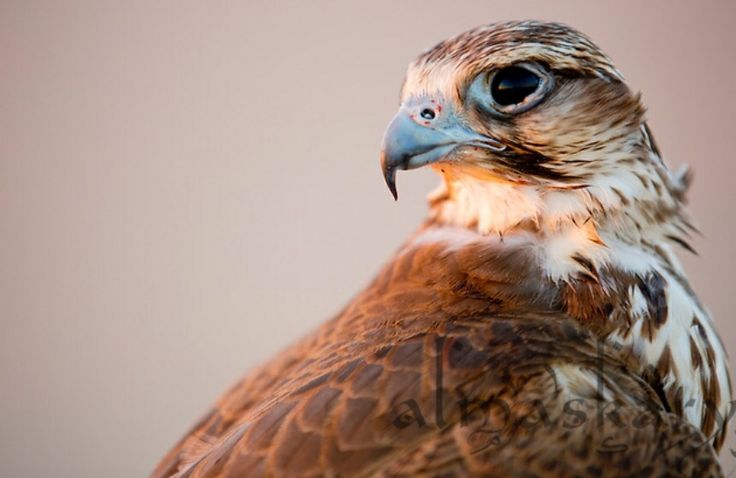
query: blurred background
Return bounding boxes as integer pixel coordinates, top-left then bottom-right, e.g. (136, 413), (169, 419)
(2, 1), (735, 476)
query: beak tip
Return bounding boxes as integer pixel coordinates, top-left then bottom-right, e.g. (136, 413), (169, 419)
(384, 168), (399, 201)
(381, 151), (399, 201)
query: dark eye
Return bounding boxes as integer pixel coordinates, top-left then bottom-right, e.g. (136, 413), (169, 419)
(490, 66), (541, 106)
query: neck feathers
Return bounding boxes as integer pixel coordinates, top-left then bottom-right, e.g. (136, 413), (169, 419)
(413, 136), (729, 448)
(429, 124), (695, 253)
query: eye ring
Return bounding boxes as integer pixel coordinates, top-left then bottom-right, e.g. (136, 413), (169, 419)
(486, 62), (553, 115)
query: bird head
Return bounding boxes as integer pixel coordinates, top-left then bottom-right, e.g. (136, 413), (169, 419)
(381, 21), (691, 238)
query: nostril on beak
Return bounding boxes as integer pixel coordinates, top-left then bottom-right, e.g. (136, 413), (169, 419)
(419, 108), (436, 120)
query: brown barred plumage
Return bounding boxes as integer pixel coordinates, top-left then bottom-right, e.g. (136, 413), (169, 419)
(152, 21), (730, 477)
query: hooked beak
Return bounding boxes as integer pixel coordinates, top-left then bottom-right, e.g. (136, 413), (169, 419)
(380, 103), (505, 200)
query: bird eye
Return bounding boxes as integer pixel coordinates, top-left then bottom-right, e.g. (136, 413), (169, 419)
(490, 66), (541, 106)
(465, 62), (552, 116)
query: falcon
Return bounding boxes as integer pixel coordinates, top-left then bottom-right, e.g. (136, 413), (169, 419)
(152, 21), (732, 477)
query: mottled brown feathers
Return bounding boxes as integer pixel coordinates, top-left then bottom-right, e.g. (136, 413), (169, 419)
(415, 21), (623, 83)
(152, 233), (723, 477)
(152, 20), (729, 477)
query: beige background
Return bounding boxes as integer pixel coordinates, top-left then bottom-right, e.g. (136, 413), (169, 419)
(2, 1), (735, 476)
